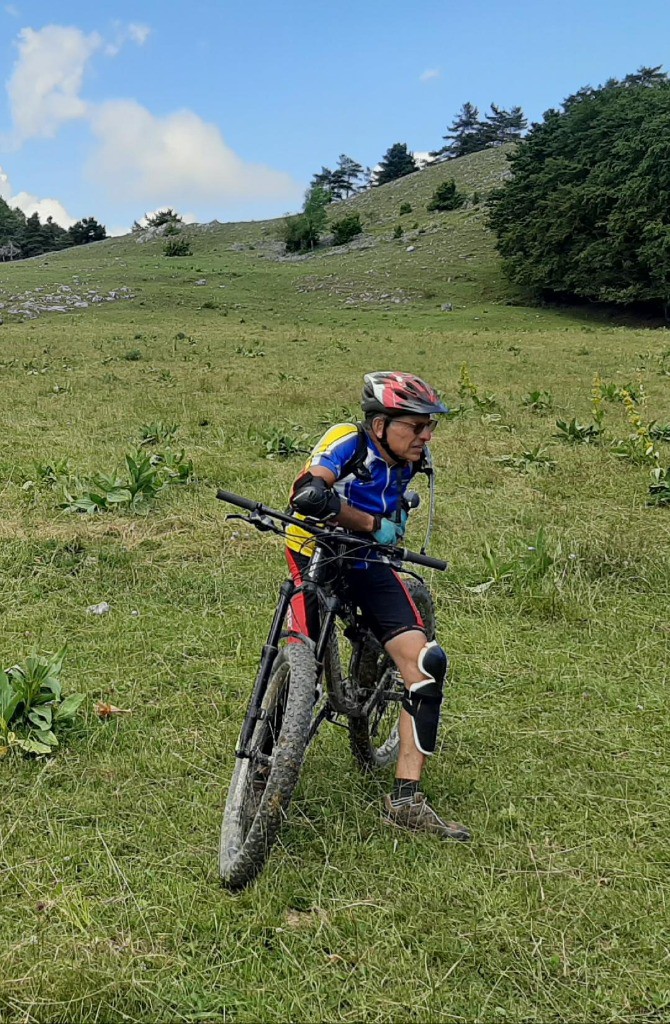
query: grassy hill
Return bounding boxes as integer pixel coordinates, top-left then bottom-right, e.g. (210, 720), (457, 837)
(1, 148), (670, 1023)
(0, 146), (516, 332)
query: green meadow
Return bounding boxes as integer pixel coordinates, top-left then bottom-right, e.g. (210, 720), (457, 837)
(1, 150), (669, 1023)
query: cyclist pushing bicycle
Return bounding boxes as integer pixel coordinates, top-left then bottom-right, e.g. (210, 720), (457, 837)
(286, 371), (470, 840)
(217, 370), (469, 888)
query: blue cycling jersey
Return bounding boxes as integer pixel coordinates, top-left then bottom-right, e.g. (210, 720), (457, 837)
(286, 423), (418, 555)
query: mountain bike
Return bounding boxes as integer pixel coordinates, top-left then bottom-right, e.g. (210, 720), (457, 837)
(216, 489), (447, 890)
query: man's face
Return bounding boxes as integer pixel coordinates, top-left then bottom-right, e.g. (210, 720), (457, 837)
(376, 415), (438, 462)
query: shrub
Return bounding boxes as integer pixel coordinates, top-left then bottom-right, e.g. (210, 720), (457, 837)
(139, 421), (179, 446)
(146, 208), (183, 228)
(60, 448), (193, 514)
(281, 186), (329, 253)
(164, 238), (192, 257)
(648, 466), (670, 506)
(554, 418), (601, 444)
(393, 224), (404, 239)
(331, 213), (363, 246)
(0, 649), (84, 757)
(427, 179), (466, 212)
(250, 425), (312, 460)
(399, 202), (412, 215)
(493, 445), (556, 472)
(522, 389), (553, 412)
(281, 214), (318, 253)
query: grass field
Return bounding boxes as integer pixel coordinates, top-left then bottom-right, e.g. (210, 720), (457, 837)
(1, 152), (669, 1023)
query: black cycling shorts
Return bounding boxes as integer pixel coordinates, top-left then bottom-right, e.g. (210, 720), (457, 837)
(285, 548), (425, 647)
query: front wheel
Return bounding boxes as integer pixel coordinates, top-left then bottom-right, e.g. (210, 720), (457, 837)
(219, 643), (317, 890)
(348, 578), (436, 772)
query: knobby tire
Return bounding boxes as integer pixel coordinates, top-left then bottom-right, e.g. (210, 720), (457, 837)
(348, 578), (436, 771)
(219, 643), (317, 890)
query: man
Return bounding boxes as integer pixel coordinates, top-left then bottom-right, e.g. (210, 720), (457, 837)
(285, 371), (470, 841)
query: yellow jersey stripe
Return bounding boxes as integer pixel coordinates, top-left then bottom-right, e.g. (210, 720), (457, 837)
(311, 423), (358, 458)
(286, 424), (358, 555)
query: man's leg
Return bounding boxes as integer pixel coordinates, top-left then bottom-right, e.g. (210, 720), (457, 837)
(384, 629), (470, 841)
(385, 629), (428, 781)
(346, 562), (470, 840)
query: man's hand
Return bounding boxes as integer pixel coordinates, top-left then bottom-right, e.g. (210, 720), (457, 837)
(396, 509), (408, 537)
(373, 515), (406, 545)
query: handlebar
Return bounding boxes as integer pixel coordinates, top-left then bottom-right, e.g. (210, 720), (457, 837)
(399, 549), (448, 571)
(215, 489), (261, 514)
(216, 488), (447, 571)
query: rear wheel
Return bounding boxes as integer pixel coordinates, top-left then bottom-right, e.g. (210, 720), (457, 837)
(348, 578), (436, 772)
(219, 643), (317, 890)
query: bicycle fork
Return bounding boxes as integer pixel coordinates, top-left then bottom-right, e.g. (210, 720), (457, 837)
(235, 579), (295, 758)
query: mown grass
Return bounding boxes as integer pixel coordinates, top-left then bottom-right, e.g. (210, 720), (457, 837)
(1, 154), (670, 1022)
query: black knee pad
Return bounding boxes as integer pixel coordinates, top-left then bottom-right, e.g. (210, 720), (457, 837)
(402, 641), (448, 756)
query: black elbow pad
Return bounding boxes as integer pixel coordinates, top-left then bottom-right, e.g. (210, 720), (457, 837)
(290, 473), (341, 520)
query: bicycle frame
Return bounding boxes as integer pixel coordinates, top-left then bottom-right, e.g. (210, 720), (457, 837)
(235, 539), (364, 759)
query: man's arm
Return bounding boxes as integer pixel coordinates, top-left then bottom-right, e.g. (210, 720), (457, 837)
(294, 466), (376, 533)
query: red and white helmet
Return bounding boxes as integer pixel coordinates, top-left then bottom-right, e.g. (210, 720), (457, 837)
(361, 371), (448, 418)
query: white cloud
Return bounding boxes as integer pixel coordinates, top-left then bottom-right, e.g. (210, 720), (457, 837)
(414, 151), (436, 168)
(420, 68), (440, 82)
(0, 166), (12, 196)
(105, 21), (151, 56)
(87, 100), (301, 207)
(10, 190), (76, 226)
(4, 21), (299, 218)
(128, 22), (150, 45)
(0, 163), (75, 226)
(7, 25), (101, 141)
(5, 5), (19, 16)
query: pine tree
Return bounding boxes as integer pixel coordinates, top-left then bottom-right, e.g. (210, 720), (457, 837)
(22, 212), (48, 257)
(0, 197), (25, 246)
(68, 217), (107, 245)
(309, 166), (334, 193)
(42, 216), (72, 251)
(374, 143), (418, 186)
(441, 103), (484, 159)
(624, 65), (665, 87)
(335, 154), (364, 197)
(483, 103), (528, 146)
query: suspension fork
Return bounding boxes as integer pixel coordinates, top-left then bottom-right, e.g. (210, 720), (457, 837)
(236, 579), (295, 757)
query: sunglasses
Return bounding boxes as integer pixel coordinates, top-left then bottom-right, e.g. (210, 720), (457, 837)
(392, 417), (439, 435)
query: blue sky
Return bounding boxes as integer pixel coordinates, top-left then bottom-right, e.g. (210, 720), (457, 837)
(0, 0), (668, 234)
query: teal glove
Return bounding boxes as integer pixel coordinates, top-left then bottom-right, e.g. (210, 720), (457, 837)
(396, 509), (408, 537)
(373, 514), (406, 545)
(373, 518), (398, 544)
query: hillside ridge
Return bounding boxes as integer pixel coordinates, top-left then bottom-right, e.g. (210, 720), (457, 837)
(0, 146), (514, 323)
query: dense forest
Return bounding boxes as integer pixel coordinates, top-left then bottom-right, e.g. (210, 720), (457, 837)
(488, 67), (670, 312)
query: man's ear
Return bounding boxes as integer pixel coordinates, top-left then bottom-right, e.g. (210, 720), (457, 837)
(371, 415), (386, 438)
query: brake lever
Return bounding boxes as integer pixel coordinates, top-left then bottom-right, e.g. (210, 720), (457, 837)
(251, 512), (280, 532)
(226, 511), (283, 534)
